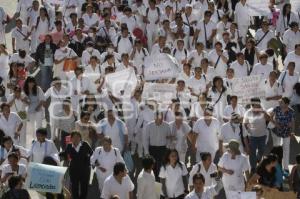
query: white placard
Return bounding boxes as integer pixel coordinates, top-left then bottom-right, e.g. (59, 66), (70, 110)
(231, 75), (265, 104)
(142, 83), (176, 104)
(144, 53), (180, 81)
(227, 191), (256, 199)
(105, 68), (138, 98)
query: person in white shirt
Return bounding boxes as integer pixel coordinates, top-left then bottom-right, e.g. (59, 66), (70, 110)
(186, 67), (207, 99)
(84, 56), (102, 93)
(223, 95), (246, 122)
(159, 149), (189, 199)
(16, 0), (33, 24)
(201, 58), (216, 85)
(185, 173), (223, 199)
(230, 52), (250, 77)
(190, 93), (208, 125)
(101, 162), (134, 199)
(193, 11), (217, 50)
(218, 140), (250, 198)
(0, 103), (23, 144)
(188, 42), (207, 69)
(278, 62), (300, 98)
(172, 39), (189, 65)
(130, 39), (149, 75)
(115, 26), (134, 55)
(193, 106), (221, 162)
(82, 5), (99, 28)
(137, 155), (158, 199)
(234, 0), (250, 44)
(282, 22), (300, 54)
(0, 152), (27, 183)
(151, 35), (166, 55)
(284, 44), (300, 74)
(276, 3), (299, 37)
(120, 7), (138, 34)
(12, 19), (31, 55)
(91, 136), (124, 191)
(176, 79), (192, 114)
(168, 112), (193, 162)
(143, 0), (161, 49)
(216, 14), (231, 41)
(28, 128), (59, 164)
(97, 109), (129, 153)
(189, 152), (218, 189)
(261, 71), (282, 110)
(219, 113), (249, 154)
(255, 20), (275, 52)
(81, 41), (101, 67)
(251, 53), (273, 79)
(208, 42), (229, 77)
(62, 0), (78, 23)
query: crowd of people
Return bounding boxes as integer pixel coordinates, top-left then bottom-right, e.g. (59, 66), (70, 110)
(0, 0), (300, 198)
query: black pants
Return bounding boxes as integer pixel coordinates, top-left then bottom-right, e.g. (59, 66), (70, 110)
(60, 130), (69, 151)
(70, 167), (90, 199)
(160, 194), (185, 199)
(149, 146), (167, 180)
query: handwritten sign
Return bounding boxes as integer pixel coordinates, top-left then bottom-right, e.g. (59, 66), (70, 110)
(142, 83), (176, 104)
(247, 0), (270, 16)
(231, 75), (265, 104)
(144, 53), (181, 81)
(25, 163), (67, 194)
(105, 68), (138, 98)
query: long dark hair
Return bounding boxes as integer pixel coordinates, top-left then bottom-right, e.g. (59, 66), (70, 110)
(257, 154), (278, 172)
(217, 0), (229, 12)
(23, 76), (38, 96)
(282, 3), (291, 16)
(212, 76), (226, 93)
(163, 149), (183, 169)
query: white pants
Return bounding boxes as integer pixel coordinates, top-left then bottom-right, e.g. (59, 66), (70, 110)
(237, 24), (249, 44)
(27, 111), (44, 146)
(146, 25), (158, 49)
(272, 133), (290, 170)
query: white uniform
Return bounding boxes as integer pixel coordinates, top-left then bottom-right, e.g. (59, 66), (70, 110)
(282, 29), (300, 54)
(261, 79), (282, 110)
(101, 175), (134, 199)
(230, 60), (250, 77)
(251, 63), (273, 79)
(0, 113), (22, 144)
(284, 51), (300, 74)
(11, 25), (31, 54)
(208, 49), (229, 77)
(188, 162), (217, 187)
(29, 139), (59, 163)
(255, 29), (275, 52)
(234, 2), (250, 42)
(137, 170), (158, 199)
(278, 70), (300, 98)
(90, 147), (124, 190)
(188, 50), (208, 69)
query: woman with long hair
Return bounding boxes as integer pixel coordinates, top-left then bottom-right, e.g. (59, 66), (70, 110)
(242, 38), (259, 69)
(159, 149), (189, 199)
(276, 3), (299, 37)
(216, 0), (232, 19)
(23, 76), (45, 144)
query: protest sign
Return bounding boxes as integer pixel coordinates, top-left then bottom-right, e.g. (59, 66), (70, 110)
(105, 68), (138, 98)
(247, 0), (269, 16)
(142, 83), (176, 104)
(144, 53), (181, 81)
(25, 162), (67, 194)
(231, 75), (265, 104)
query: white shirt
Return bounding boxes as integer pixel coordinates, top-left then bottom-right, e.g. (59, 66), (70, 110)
(137, 170), (158, 199)
(82, 13), (99, 28)
(189, 162), (217, 187)
(261, 79), (282, 110)
(196, 20), (216, 46)
(251, 63), (273, 79)
(193, 118), (220, 154)
(255, 29), (274, 52)
(144, 7), (160, 26)
(159, 163), (188, 198)
(284, 51), (300, 74)
(234, 2), (250, 26)
(81, 48), (101, 66)
(29, 139), (59, 163)
(97, 118), (128, 152)
(216, 21), (231, 41)
(0, 113), (22, 139)
(278, 70), (300, 98)
(188, 50), (208, 69)
(190, 102), (205, 119)
(243, 108), (267, 137)
(230, 60), (249, 77)
(219, 122), (247, 152)
(168, 121), (191, 153)
(1, 163), (27, 179)
(44, 86), (70, 116)
(9, 53), (35, 67)
(115, 36), (133, 55)
(223, 104), (245, 121)
(283, 29), (300, 54)
(218, 152), (250, 191)
(11, 25), (30, 52)
(185, 187), (217, 199)
(208, 49), (229, 77)
(101, 175), (134, 199)
(120, 15), (137, 33)
(187, 76), (207, 95)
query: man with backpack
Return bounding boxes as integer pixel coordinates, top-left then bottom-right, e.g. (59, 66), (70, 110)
(115, 26), (134, 55)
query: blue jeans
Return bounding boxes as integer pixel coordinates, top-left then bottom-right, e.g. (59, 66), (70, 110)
(39, 65), (53, 91)
(249, 135), (267, 170)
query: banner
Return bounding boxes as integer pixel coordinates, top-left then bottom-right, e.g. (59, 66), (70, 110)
(247, 0), (270, 16)
(144, 53), (180, 81)
(25, 163), (67, 194)
(231, 75), (265, 104)
(105, 68), (138, 98)
(142, 83), (176, 104)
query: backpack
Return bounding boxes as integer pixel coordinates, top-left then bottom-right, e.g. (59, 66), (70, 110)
(146, 7), (160, 18)
(116, 35), (133, 50)
(100, 119), (125, 146)
(98, 147), (117, 157)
